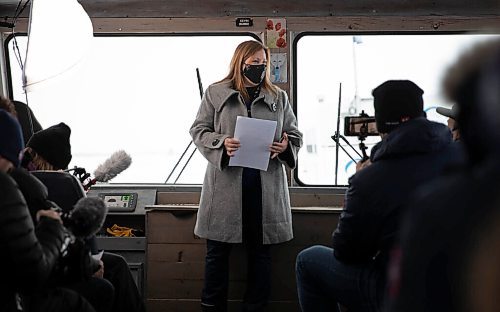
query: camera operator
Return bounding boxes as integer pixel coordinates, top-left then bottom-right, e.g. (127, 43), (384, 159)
(9, 122), (114, 312)
(21, 122), (145, 312)
(295, 80), (463, 312)
(0, 110), (95, 312)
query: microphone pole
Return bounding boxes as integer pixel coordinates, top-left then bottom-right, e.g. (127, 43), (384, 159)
(165, 68), (204, 183)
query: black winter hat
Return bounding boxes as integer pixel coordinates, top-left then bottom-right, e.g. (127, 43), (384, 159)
(372, 80), (424, 133)
(27, 122), (72, 169)
(0, 110), (24, 167)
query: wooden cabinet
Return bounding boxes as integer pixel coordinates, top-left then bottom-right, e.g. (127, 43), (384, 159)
(145, 206), (340, 312)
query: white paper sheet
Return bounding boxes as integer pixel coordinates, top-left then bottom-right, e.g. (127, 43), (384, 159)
(229, 116), (277, 171)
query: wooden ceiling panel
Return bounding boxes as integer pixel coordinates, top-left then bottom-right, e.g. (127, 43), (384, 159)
(0, 0), (499, 19)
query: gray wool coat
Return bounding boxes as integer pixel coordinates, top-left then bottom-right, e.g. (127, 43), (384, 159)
(189, 81), (303, 244)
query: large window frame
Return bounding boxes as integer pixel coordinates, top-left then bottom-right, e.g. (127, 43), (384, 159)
(292, 31), (500, 187)
(5, 32), (259, 184)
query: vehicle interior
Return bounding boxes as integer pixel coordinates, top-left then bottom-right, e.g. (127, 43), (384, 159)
(1, 0), (499, 311)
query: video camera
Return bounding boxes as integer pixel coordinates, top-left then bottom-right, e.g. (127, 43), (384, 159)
(332, 110), (378, 163)
(344, 112), (379, 138)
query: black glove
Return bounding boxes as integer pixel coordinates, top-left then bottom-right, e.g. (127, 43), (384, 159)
(51, 238), (99, 286)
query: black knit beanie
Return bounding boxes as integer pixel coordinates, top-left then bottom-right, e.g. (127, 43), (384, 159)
(0, 110), (24, 167)
(27, 122), (72, 169)
(373, 80), (424, 133)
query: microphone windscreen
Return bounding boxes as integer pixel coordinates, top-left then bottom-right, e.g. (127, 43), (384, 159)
(68, 197), (108, 238)
(93, 150), (132, 182)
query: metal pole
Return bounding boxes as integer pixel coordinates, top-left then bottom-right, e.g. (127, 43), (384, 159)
(165, 68), (204, 183)
(334, 83), (342, 185)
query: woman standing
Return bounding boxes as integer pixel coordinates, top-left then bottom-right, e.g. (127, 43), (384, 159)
(190, 40), (302, 312)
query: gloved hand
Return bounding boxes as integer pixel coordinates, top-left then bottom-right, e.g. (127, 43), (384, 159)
(51, 238), (101, 285)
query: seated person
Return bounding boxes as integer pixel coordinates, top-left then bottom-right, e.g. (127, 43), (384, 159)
(22, 122), (145, 312)
(436, 104), (460, 141)
(0, 110), (95, 312)
(23, 122), (73, 171)
(4, 121), (114, 312)
(295, 80), (462, 312)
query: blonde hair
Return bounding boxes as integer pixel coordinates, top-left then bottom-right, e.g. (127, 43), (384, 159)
(24, 147), (56, 171)
(219, 40), (278, 102)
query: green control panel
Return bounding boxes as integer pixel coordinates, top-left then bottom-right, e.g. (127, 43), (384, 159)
(98, 193), (138, 212)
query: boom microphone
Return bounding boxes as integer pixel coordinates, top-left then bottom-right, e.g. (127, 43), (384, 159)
(63, 197), (108, 239)
(93, 150), (132, 182)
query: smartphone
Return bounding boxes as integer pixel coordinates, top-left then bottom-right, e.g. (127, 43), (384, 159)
(344, 116), (379, 136)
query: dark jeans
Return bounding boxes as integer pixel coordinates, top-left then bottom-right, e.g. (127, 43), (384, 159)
(202, 240), (271, 312)
(2, 288), (96, 312)
(102, 252), (145, 312)
(28, 287), (97, 312)
(295, 245), (382, 312)
(202, 168), (271, 312)
(68, 276), (114, 312)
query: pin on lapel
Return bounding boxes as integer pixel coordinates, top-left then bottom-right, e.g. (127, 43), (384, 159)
(272, 103), (277, 112)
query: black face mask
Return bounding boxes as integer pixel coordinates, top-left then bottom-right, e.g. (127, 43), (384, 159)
(243, 64), (266, 84)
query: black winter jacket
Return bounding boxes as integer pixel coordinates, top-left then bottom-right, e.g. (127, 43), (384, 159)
(0, 171), (65, 311)
(332, 117), (463, 265)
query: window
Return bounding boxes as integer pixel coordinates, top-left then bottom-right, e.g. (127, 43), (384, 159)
(295, 33), (500, 186)
(7, 34), (254, 183)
